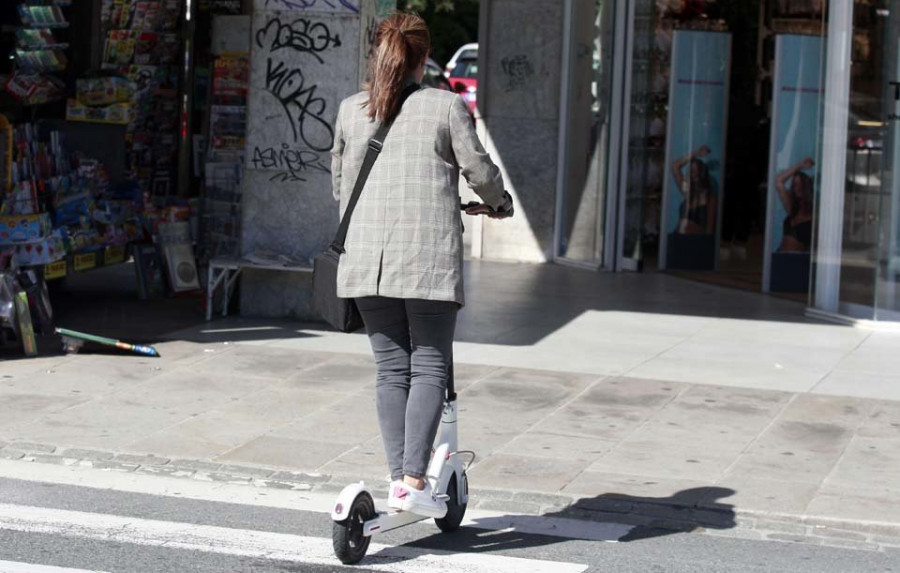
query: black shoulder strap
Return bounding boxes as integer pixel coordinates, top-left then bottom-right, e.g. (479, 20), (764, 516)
(331, 84), (419, 254)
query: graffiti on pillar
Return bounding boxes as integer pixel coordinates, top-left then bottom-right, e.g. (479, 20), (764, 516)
(251, 143), (331, 182)
(263, 0), (360, 13)
(254, 15), (341, 159)
(256, 17), (343, 64)
(248, 9), (359, 181)
(500, 54), (535, 93)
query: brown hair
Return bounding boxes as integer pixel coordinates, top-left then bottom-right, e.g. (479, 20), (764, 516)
(364, 13), (430, 121)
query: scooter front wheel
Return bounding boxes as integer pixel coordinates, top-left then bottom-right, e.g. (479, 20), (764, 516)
(435, 473), (467, 532)
(332, 491), (375, 564)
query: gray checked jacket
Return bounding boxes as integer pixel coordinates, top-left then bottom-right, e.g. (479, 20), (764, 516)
(330, 86), (508, 306)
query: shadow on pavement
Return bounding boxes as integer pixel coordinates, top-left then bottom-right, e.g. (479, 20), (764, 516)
(3, 256), (822, 361)
(380, 487), (736, 559)
(579, 487), (738, 542)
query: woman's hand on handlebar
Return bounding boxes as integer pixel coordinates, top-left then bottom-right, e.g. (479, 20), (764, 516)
(463, 202), (511, 219)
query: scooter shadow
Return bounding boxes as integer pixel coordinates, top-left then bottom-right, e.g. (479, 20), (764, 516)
(368, 486), (737, 559)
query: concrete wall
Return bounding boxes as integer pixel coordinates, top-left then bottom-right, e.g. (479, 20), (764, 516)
(239, 0), (375, 318)
(475, 0), (565, 263)
(239, 0), (569, 316)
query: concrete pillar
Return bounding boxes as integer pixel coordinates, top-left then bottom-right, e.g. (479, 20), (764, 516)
(476, 0), (565, 262)
(239, 0), (376, 318)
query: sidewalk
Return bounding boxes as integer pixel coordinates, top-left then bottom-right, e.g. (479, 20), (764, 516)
(2, 262), (900, 550)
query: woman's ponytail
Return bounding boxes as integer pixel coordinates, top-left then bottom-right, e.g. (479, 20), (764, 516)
(365, 13), (430, 122)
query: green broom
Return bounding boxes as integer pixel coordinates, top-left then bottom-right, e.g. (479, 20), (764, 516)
(55, 327), (160, 357)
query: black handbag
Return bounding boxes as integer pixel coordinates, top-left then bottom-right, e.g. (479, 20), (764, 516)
(312, 86), (416, 333)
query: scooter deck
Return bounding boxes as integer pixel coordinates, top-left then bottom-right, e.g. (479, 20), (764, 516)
(363, 508), (445, 536)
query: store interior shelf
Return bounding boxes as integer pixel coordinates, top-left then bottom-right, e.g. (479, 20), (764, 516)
(33, 243), (132, 281)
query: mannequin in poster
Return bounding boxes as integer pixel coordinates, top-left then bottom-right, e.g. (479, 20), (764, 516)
(670, 145), (717, 235)
(775, 157), (815, 252)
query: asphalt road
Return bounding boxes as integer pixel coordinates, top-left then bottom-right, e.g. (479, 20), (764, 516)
(0, 474), (897, 573)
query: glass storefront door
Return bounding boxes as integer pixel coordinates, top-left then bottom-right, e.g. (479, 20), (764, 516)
(557, 0), (619, 267)
(828, 0), (900, 321)
(616, 0), (663, 271)
(612, 0), (827, 291)
(874, 0), (900, 319)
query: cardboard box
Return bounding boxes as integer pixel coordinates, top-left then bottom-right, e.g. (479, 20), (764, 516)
(66, 99), (135, 125)
(76, 77), (133, 106)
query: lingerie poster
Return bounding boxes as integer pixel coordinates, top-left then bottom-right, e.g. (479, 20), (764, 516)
(660, 30), (732, 271)
(763, 34), (824, 292)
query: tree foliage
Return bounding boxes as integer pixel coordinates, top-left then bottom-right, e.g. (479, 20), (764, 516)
(398, 0), (479, 66)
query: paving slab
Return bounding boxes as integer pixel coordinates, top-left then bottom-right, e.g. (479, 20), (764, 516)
(806, 491), (900, 523)
(708, 477), (820, 514)
(529, 401), (657, 442)
(124, 386), (344, 459)
(2, 369), (152, 399)
(686, 318), (870, 352)
(821, 436), (900, 494)
(460, 368), (601, 415)
(588, 438), (740, 482)
(269, 389), (381, 446)
(142, 340), (239, 367)
(467, 453), (590, 492)
(216, 435), (350, 470)
(496, 431), (617, 462)
(621, 385), (789, 447)
(560, 470), (716, 505)
(812, 371), (900, 401)
(857, 402), (900, 438)
(317, 437), (390, 481)
(1, 395), (194, 450)
(627, 353), (828, 394)
(188, 344), (334, 381)
(47, 354), (171, 384)
(577, 376), (688, 410)
(0, 394), (89, 432)
(285, 354), (377, 393)
(832, 344), (900, 377)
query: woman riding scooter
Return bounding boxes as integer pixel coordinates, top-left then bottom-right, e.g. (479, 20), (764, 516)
(330, 13), (513, 517)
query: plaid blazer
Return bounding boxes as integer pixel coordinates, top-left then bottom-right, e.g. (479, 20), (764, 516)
(330, 86), (506, 306)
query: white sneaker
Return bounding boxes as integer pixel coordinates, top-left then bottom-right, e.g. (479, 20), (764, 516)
(387, 480), (402, 506)
(388, 481), (447, 518)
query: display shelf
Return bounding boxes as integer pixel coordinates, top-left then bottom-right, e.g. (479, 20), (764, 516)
(5, 0), (70, 107)
(17, 5), (69, 29)
(94, 0), (184, 199)
(36, 243), (131, 281)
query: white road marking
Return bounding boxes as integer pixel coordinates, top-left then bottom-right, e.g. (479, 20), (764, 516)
(0, 503), (589, 573)
(0, 561), (108, 573)
(0, 460), (631, 542)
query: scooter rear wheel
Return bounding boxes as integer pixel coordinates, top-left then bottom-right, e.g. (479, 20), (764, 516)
(332, 491), (375, 564)
(435, 473), (467, 532)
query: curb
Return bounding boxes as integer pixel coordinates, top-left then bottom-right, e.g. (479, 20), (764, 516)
(2, 442), (899, 553)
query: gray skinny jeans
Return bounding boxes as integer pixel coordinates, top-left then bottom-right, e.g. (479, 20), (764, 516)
(355, 297), (458, 481)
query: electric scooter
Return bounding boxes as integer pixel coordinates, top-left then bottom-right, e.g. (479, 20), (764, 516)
(331, 201), (506, 564)
(330, 362), (475, 565)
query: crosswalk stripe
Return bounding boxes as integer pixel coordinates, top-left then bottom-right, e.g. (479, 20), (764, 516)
(0, 460), (632, 543)
(0, 503), (589, 573)
(0, 561), (107, 573)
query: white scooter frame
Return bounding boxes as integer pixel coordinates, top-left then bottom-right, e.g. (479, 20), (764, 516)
(331, 367), (473, 565)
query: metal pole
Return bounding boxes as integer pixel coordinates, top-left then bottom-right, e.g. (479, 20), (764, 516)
(177, 0), (198, 198)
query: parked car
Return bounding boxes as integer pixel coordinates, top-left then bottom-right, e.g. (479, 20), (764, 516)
(444, 43), (478, 77)
(422, 58), (453, 92)
(447, 56), (478, 112)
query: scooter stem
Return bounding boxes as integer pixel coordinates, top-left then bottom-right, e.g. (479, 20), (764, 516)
(425, 443), (450, 492)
